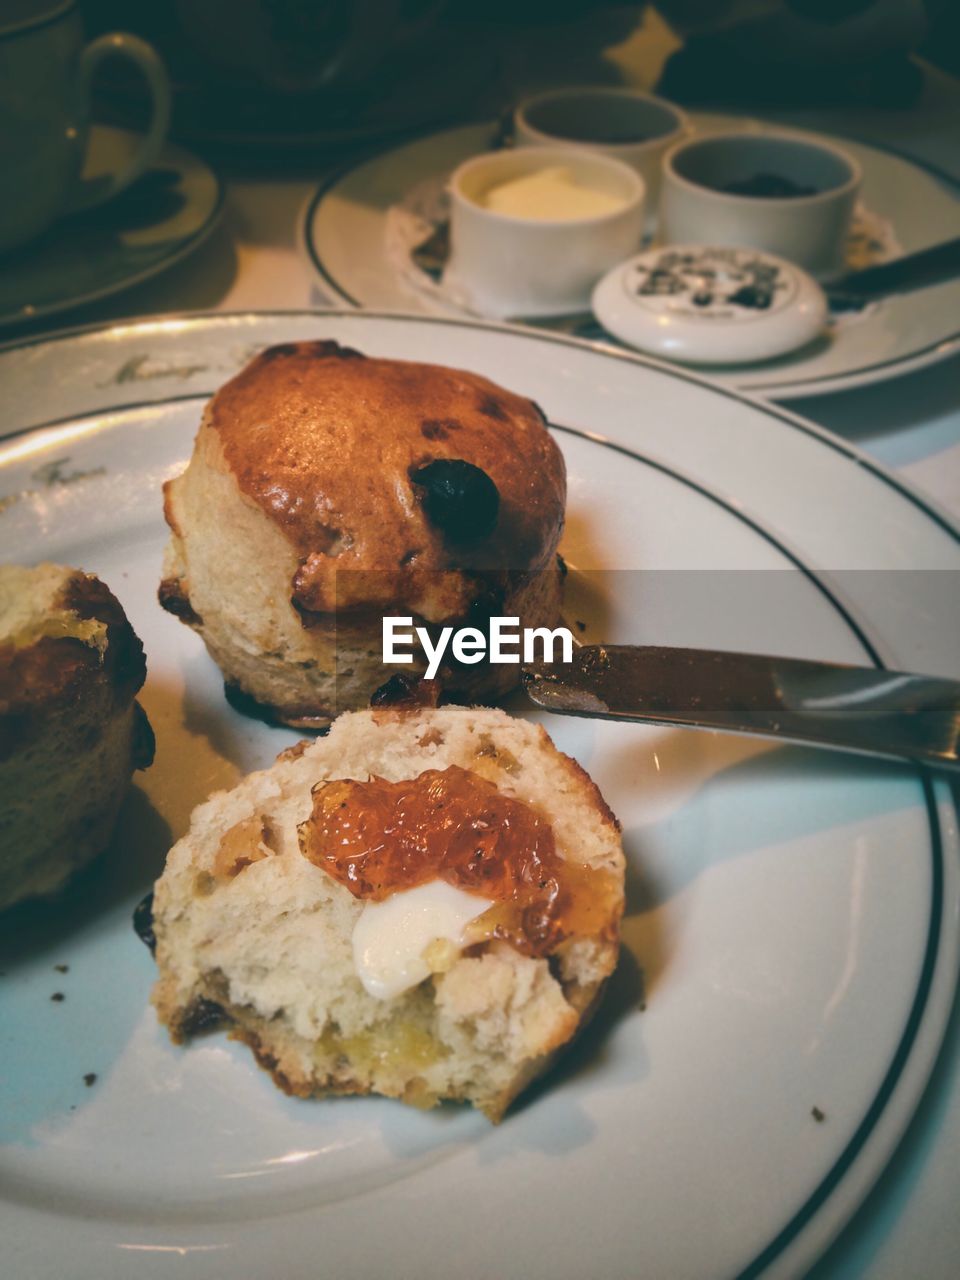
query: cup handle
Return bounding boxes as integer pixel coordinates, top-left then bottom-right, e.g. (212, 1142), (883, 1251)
(66, 33), (171, 214)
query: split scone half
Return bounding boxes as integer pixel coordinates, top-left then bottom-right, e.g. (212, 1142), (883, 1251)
(151, 705), (624, 1121)
(0, 562), (154, 912)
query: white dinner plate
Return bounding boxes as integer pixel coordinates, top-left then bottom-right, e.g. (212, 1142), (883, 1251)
(1, 311), (959, 1280)
(300, 118), (960, 398)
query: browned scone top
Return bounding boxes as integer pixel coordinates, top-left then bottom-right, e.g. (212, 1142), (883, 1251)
(200, 341), (566, 613)
(0, 565), (151, 763)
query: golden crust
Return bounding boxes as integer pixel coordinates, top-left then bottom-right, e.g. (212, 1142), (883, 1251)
(545, 727), (623, 836)
(198, 341), (566, 613)
(0, 565), (155, 910)
(0, 569), (151, 763)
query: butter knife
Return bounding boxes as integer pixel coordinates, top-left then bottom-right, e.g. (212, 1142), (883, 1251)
(522, 645), (960, 771)
(511, 236), (960, 329)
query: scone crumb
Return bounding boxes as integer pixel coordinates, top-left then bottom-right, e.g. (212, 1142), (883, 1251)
(371, 674), (440, 719)
(423, 938), (460, 974)
(193, 871), (217, 896)
(475, 734), (521, 774)
(402, 1076), (440, 1109)
(213, 815), (273, 878)
(158, 576), (202, 626)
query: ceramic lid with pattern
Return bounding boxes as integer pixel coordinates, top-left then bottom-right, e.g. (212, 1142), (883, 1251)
(592, 244), (827, 364)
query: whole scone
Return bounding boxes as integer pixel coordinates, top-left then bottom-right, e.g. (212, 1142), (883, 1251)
(151, 705), (624, 1121)
(0, 564), (154, 912)
(159, 341), (567, 727)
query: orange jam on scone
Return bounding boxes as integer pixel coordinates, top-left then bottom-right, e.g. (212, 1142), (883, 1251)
(298, 765), (618, 956)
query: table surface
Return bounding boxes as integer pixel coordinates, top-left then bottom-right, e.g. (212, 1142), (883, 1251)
(4, 14), (959, 1278)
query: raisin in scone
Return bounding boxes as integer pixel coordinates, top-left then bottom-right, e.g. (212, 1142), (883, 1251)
(151, 705), (624, 1121)
(159, 341), (566, 727)
(0, 563), (154, 912)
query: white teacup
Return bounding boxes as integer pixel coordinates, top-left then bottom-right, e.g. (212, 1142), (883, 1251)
(660, 131), (862, 277)
(0, 0), (171, 254)
(446, 146), (646, 319)
(514, 87), (688, 205)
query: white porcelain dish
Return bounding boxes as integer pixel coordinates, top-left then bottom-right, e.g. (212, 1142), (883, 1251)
(1, 310), (958, 1280)
(514, 85), (688, 204)
(447, 146), (645, 317)
(593, 244), (828, 364)
(300, 117), (960, 397)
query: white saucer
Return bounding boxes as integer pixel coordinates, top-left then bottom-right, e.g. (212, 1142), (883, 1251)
(301, 115), (960, 398)
(0, 126), (224, 329)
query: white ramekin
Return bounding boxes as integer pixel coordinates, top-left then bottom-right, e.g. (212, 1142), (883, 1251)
(660, 130), (862, 276)
(514, 86), (688, 205)
(446, 146), (646, 319)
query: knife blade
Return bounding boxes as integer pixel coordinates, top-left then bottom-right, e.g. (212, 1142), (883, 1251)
(521, 645), (960, 771)
(511, 236), (960, 323)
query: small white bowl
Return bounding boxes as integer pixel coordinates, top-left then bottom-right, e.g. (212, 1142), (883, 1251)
(660, 131), (862, 276)
(446, 146), (645, 319)
(514, 86), (688, 204)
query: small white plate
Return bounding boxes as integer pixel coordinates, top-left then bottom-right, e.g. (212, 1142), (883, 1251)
(301, 117), (960, 398)
(1, 312), (959, 1280)
(0, 126), (224, 329)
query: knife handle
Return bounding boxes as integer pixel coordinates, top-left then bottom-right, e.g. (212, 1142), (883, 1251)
(827, 235), (960, 297)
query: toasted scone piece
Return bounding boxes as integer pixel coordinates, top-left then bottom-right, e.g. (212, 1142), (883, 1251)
(151, 706), (624, 1121)
(0, 563), (154, 912)
(159, 341), (566, 727)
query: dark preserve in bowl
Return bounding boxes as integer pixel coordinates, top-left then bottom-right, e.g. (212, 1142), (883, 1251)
(670, 134), (857, 200)
(722, 173), (819, 198)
